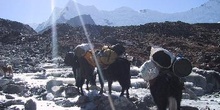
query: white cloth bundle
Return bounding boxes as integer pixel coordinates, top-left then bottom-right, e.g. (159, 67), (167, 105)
(139, 60), (159, 81)
(150, 46), (175, 69)
(74, 43), (92, 57)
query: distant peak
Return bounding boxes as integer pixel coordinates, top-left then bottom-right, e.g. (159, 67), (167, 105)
(114, 6), (135, 12)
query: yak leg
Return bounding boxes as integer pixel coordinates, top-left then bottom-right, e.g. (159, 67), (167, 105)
(98, 73), (104, 95)
(126, 89), (129, 98)
(119, 80), (130, 98)
(120, 87), (125, 97)
(120, 86), (129, 98)
(75, 68), (85, 96)
(86, 80), (89, 90)
(76, 78), (85, 96)
(108, 81), (113, 95)
(77, 77), (85, 96)
(77, 86), (84, 96)
(168, 97), (177, 110)
(72, 67), (77, 78)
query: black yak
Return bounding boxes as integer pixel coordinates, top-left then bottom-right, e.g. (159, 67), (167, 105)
(140, 46), (189, 110)
(64, 52), (96, 95)
(149, 69), (184, 110)
(98, 57), (131, 98)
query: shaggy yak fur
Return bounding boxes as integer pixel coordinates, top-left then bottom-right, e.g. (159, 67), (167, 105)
(64, 52), (96, 95)
(64, 52), (79, 78)
(98, 57), (131, 98)
(149, 69), (184, 110)
(0, 65), (13, 77)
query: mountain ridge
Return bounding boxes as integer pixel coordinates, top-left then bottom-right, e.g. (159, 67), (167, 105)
(35, 0), (220, 32)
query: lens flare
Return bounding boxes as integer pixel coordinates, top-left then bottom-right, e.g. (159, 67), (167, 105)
(73, 0), (116, 110)
(51, 0), (58, 64)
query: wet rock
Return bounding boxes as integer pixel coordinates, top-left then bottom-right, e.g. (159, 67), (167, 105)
(46, 93), (54, 101)
(181, 106), (199, 110)
(130, 66), (140, 76)
(183, 88), (198, 100)
(32, 73), (47, 79)
(94, 95), (136, 110)
(29, 86), (46, 96)
(0, 78), (12, 87)
(192, 67), (220, 93)
(131, 94), (153, 110)
(0, 99), (24, 109)
(46, 80), (63, 94)
(5, 94), (15, 99)
(55, 99), (75, 107)
(131, 79), (147, 89)
(3, 84), (24, 94)
(24, 99), (37, 110)
(185, 72), (207, 90)
(76, 95), (90, 107)
(51, 86), (65, 97)
(191, 87), (204, 96)
(182, 93), (190, 99)
(64, 84), (79, 98)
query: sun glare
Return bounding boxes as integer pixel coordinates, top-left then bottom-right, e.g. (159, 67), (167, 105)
(73, 0), (116, 109)
(51, 0), (58, 64)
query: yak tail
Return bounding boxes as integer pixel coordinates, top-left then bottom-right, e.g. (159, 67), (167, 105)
(168, 96), (177, 110)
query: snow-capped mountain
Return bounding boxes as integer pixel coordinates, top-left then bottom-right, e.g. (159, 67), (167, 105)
(167, 0), (220, 23)
(35, 0), (220, 32)
(66, 14), (95, 27)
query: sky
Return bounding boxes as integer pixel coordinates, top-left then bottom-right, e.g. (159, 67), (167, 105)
(0, 0), (209, 24)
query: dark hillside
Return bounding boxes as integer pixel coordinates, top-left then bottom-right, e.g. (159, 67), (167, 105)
(41, 21), (220, 72)
(0, 18), (219, 73)
(0, 18), (37, 44)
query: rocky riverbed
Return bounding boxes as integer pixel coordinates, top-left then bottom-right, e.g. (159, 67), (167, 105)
(0, 62), (220, 110)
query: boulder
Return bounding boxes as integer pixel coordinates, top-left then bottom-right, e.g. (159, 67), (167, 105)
(192, 67), (220, 93)
(94, 95), (136, 110)
(55, 98), (75, 107)
(24, 99), (37, 110)
(3, 84), (24, 94)
(64, 84), (79, 98)
(46, 80), (63, 94)
(184, 72), (207, 90)
(0, 78), (12, 87)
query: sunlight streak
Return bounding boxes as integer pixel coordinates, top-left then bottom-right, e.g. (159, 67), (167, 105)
(51, 0), (58, 64)
(73, 0), (116, 110)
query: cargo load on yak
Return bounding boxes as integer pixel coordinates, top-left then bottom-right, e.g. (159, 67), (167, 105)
(172, 56), (192, 77)
(150, 46), (192, 77)
(83, 50), (96, 67)
(74, 43), (92, 57)
(97, 46), (118, 66)
(97, 44), (125, 67)
(150, 46), (175, 69)
(139, 59), (159, 81)
(74, 43), (126, 68)
(111, 43), (125, 56)
(140, 46), (192, 81)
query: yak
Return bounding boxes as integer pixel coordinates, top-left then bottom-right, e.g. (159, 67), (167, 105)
(64, 52), (96, 95)
(149, 69), (184, 110)
(98, 57), (131, 98)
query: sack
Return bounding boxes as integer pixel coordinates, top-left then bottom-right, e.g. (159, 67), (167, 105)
(74, 43), (91, 57)
(172, 57), (192, 77)
(139, 60), (159, 81)
(98, 48), (118, 65)
(84, 51), (96, 67)
(150, 46), (175, 69)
